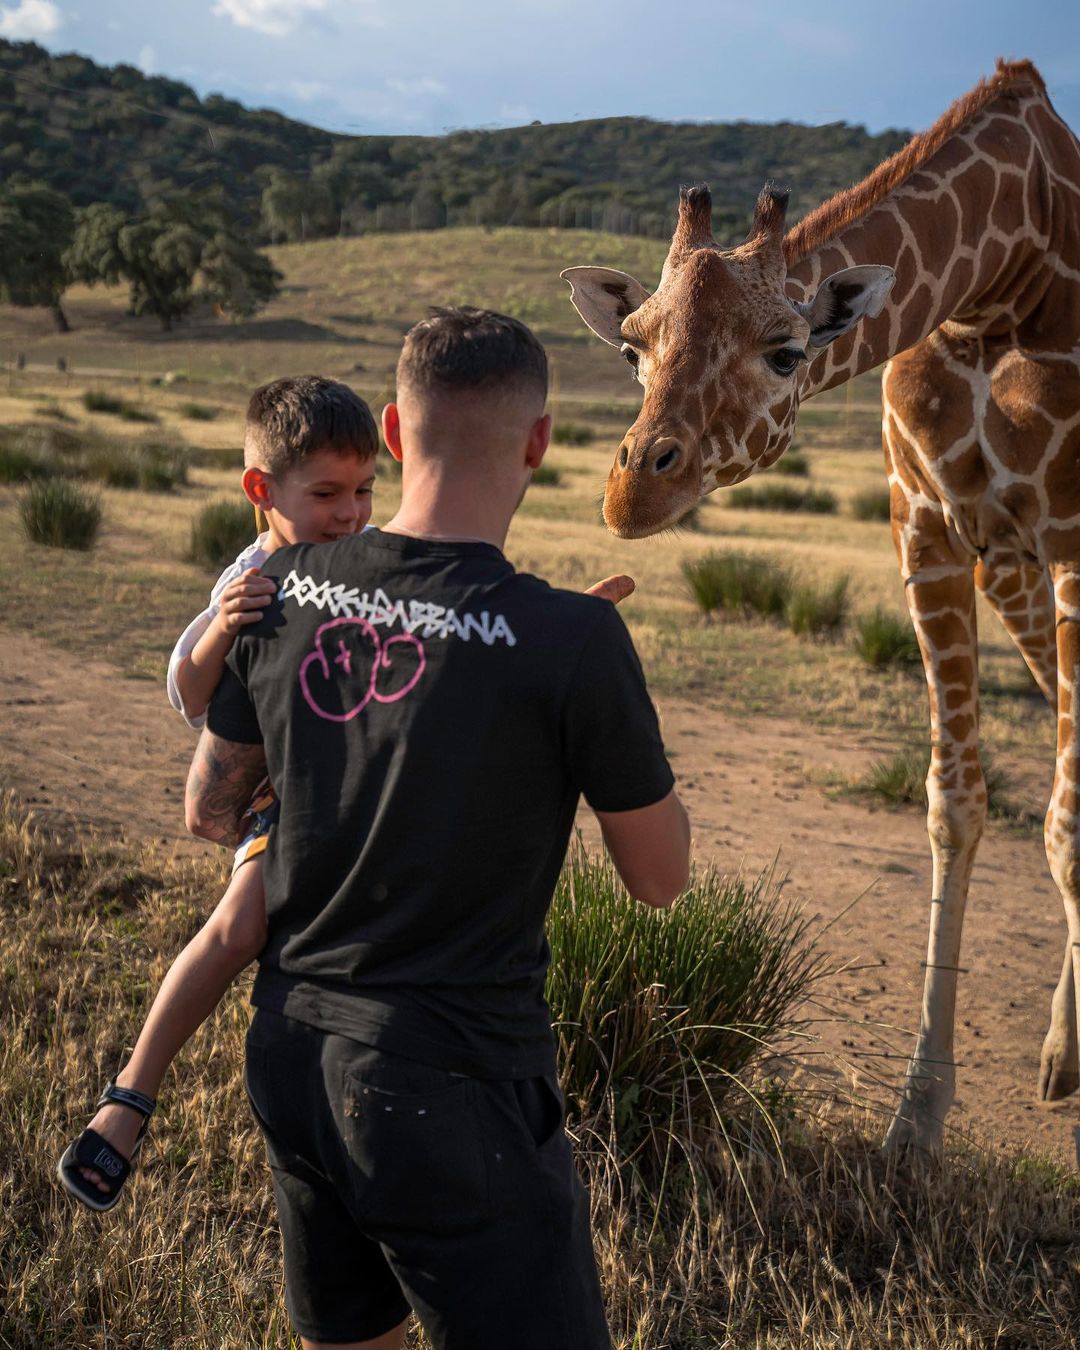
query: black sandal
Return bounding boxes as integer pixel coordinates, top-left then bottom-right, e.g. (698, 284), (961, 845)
(57, 1080), (156, 1212)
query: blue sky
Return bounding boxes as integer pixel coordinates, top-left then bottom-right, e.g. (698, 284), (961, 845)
(3, 0), (1077, 137)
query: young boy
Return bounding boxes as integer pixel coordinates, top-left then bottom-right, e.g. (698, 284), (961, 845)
(58, 375), (379, 1210)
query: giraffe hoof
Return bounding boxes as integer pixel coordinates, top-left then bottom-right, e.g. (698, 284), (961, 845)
(1037, 1060), (1080, 1102)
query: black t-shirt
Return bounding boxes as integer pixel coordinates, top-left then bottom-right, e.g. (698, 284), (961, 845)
(208, 528), (674, 1078)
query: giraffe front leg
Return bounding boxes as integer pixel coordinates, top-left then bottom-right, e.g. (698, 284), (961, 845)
(883, 565), (985, 1155)
(1042, 566), (1080, 1104)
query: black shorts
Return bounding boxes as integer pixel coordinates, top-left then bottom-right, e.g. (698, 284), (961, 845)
(244, 1008), (611, 1348)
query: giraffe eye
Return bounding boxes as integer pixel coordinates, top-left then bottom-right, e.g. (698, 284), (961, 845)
(767, 347), (806, 376)
(620, 343), (640, 370)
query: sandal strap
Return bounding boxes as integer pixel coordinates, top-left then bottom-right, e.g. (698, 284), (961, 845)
(98, 1079), (156, 1119)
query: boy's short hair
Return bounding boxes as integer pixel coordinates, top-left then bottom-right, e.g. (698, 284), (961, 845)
(397, 307), (548, 401)
(244, 375), (378, 475)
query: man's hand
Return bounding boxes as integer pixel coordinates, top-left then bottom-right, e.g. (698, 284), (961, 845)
(584, 574), (635, 606)
(212, 569), (278, 637)
(185, 727), (268, 845)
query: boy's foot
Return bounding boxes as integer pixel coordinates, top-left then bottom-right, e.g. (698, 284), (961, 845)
(76, 1099), (146, 1193)
(57, 1081), (156, 1212)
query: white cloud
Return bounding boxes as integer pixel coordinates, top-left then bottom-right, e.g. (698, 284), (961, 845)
(212, 0), (327, 39)
(212, 0), (383, 38)
(385, 75), (447, 98)
(137, 44), (156, 74)
(0, 0), (64, 40)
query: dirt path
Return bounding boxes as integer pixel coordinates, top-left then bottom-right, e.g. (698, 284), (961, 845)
(2, 626), (1076, 1166)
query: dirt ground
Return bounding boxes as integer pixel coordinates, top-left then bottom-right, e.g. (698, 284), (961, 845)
(2, 626), (1077, 1168)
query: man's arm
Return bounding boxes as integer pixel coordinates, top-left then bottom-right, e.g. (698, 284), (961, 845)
(595, 788), (690, 909)
(185, 727), (268, 845)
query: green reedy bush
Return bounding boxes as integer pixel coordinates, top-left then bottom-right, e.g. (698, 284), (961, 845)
(83, 442), (138, 488)
(118, 404), (160, 425)
(188, 499), (255, 569)
(178, 401), (219, 421)
(546, 844), (820, 1137)
(772, 450), (810, 477)
(551, 421), (594, 446)
(82, 389), (125, 415)
(683, 551), (793, 620)
(531, 463), (561, 486)
(850, 488), (892, 521)
(136, 441), (188, 492)
(787, 577), (850, 638)
(19, 478), (102, 549)
(728, 483), (838, 514)
(855, 608), (921, 669)
(0, 434), (55, 483)
(864, 746), (1019, 821)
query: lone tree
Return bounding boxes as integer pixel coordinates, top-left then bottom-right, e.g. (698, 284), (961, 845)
(68, 194), (281, 330)
(0, 181), (76, 332)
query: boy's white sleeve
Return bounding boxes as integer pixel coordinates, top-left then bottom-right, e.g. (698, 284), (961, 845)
(167, 537), (269, 731)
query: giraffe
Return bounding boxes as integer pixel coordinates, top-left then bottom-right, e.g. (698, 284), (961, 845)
(560, 59), (1080, 1152)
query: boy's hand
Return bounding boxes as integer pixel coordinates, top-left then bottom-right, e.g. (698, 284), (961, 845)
(584, 574), (635, 606)
(213, 569), (278, 636)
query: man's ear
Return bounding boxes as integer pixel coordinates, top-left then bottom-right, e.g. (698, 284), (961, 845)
(525, 412), (552, 470)
(560, 266), (651, 345)
(794, 265), (895, 348)
(381, 403), (403, 462)
(242, 465), (273, 510)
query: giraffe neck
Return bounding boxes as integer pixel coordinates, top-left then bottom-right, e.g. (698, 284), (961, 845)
(786, 80), (1078, 400)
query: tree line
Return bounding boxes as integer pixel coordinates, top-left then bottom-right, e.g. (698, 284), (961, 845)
(0, 37), (914, 329)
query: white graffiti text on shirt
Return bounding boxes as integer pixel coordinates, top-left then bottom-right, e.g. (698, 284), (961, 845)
(280, 570), (517, 647)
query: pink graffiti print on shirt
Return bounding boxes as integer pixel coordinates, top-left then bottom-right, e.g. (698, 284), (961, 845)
(299, 616), (426, 723)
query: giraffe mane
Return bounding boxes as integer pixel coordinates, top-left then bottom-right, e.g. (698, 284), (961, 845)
(783, 58), (1047, 266)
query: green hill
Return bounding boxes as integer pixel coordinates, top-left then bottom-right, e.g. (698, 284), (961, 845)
(0, 38), (910, 243)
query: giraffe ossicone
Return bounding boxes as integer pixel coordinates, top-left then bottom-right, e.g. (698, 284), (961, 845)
(562, 58), (1080, 1153)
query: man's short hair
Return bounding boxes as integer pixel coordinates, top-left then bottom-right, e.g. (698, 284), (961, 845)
(244, 375), (378, 475)
(397, 307), (548, 401)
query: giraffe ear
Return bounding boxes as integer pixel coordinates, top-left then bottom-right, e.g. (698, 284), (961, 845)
(795, 265), (895, 348)
(560, 267), (651, 346)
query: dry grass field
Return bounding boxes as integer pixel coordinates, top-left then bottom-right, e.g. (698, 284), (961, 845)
(2, 227), (1078, 1346)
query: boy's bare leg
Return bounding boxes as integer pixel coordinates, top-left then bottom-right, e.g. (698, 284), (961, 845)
(301, 1323), (409, 1350)
(78, 858), (268, 1193)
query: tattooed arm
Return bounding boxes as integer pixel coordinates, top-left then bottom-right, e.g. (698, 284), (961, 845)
(185, 727), (268, 845)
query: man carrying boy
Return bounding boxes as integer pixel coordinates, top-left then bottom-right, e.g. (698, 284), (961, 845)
(187, 308), (690, 1349)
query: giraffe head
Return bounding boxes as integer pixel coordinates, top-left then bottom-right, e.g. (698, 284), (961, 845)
(561, 184), (895, 537)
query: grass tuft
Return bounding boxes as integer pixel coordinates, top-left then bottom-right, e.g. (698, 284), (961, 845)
(188, 499), (256, 569)
(547, 844), (821, 1139)
(850, 488), (892, 522)
(19, 478), (102, 550)
(178, 401), (219, 421)
(772, 450), (810, 477)
(683, 551), (793, 620)
(728, 483), (838, 514)
(862, 746), (1032, 823)
(684, 552), (850, 639)
(0, 433), (55, 483)
(855, 608), (921, 669)
(531, 463), (562, 486)
(787, 577), (850, 638)
(117, 404), (160, 425)
(551, 421), (594, 446)
(81, 389), (125, 415)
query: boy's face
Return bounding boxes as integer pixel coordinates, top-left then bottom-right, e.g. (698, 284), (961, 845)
(257, 447), (376, 546)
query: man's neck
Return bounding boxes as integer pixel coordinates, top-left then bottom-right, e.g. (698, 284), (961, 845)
(384, 469), (518, 551)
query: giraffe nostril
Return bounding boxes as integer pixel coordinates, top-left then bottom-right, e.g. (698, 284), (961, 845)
(618, 444), (629, 469)
(652, 443), (681, 475)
